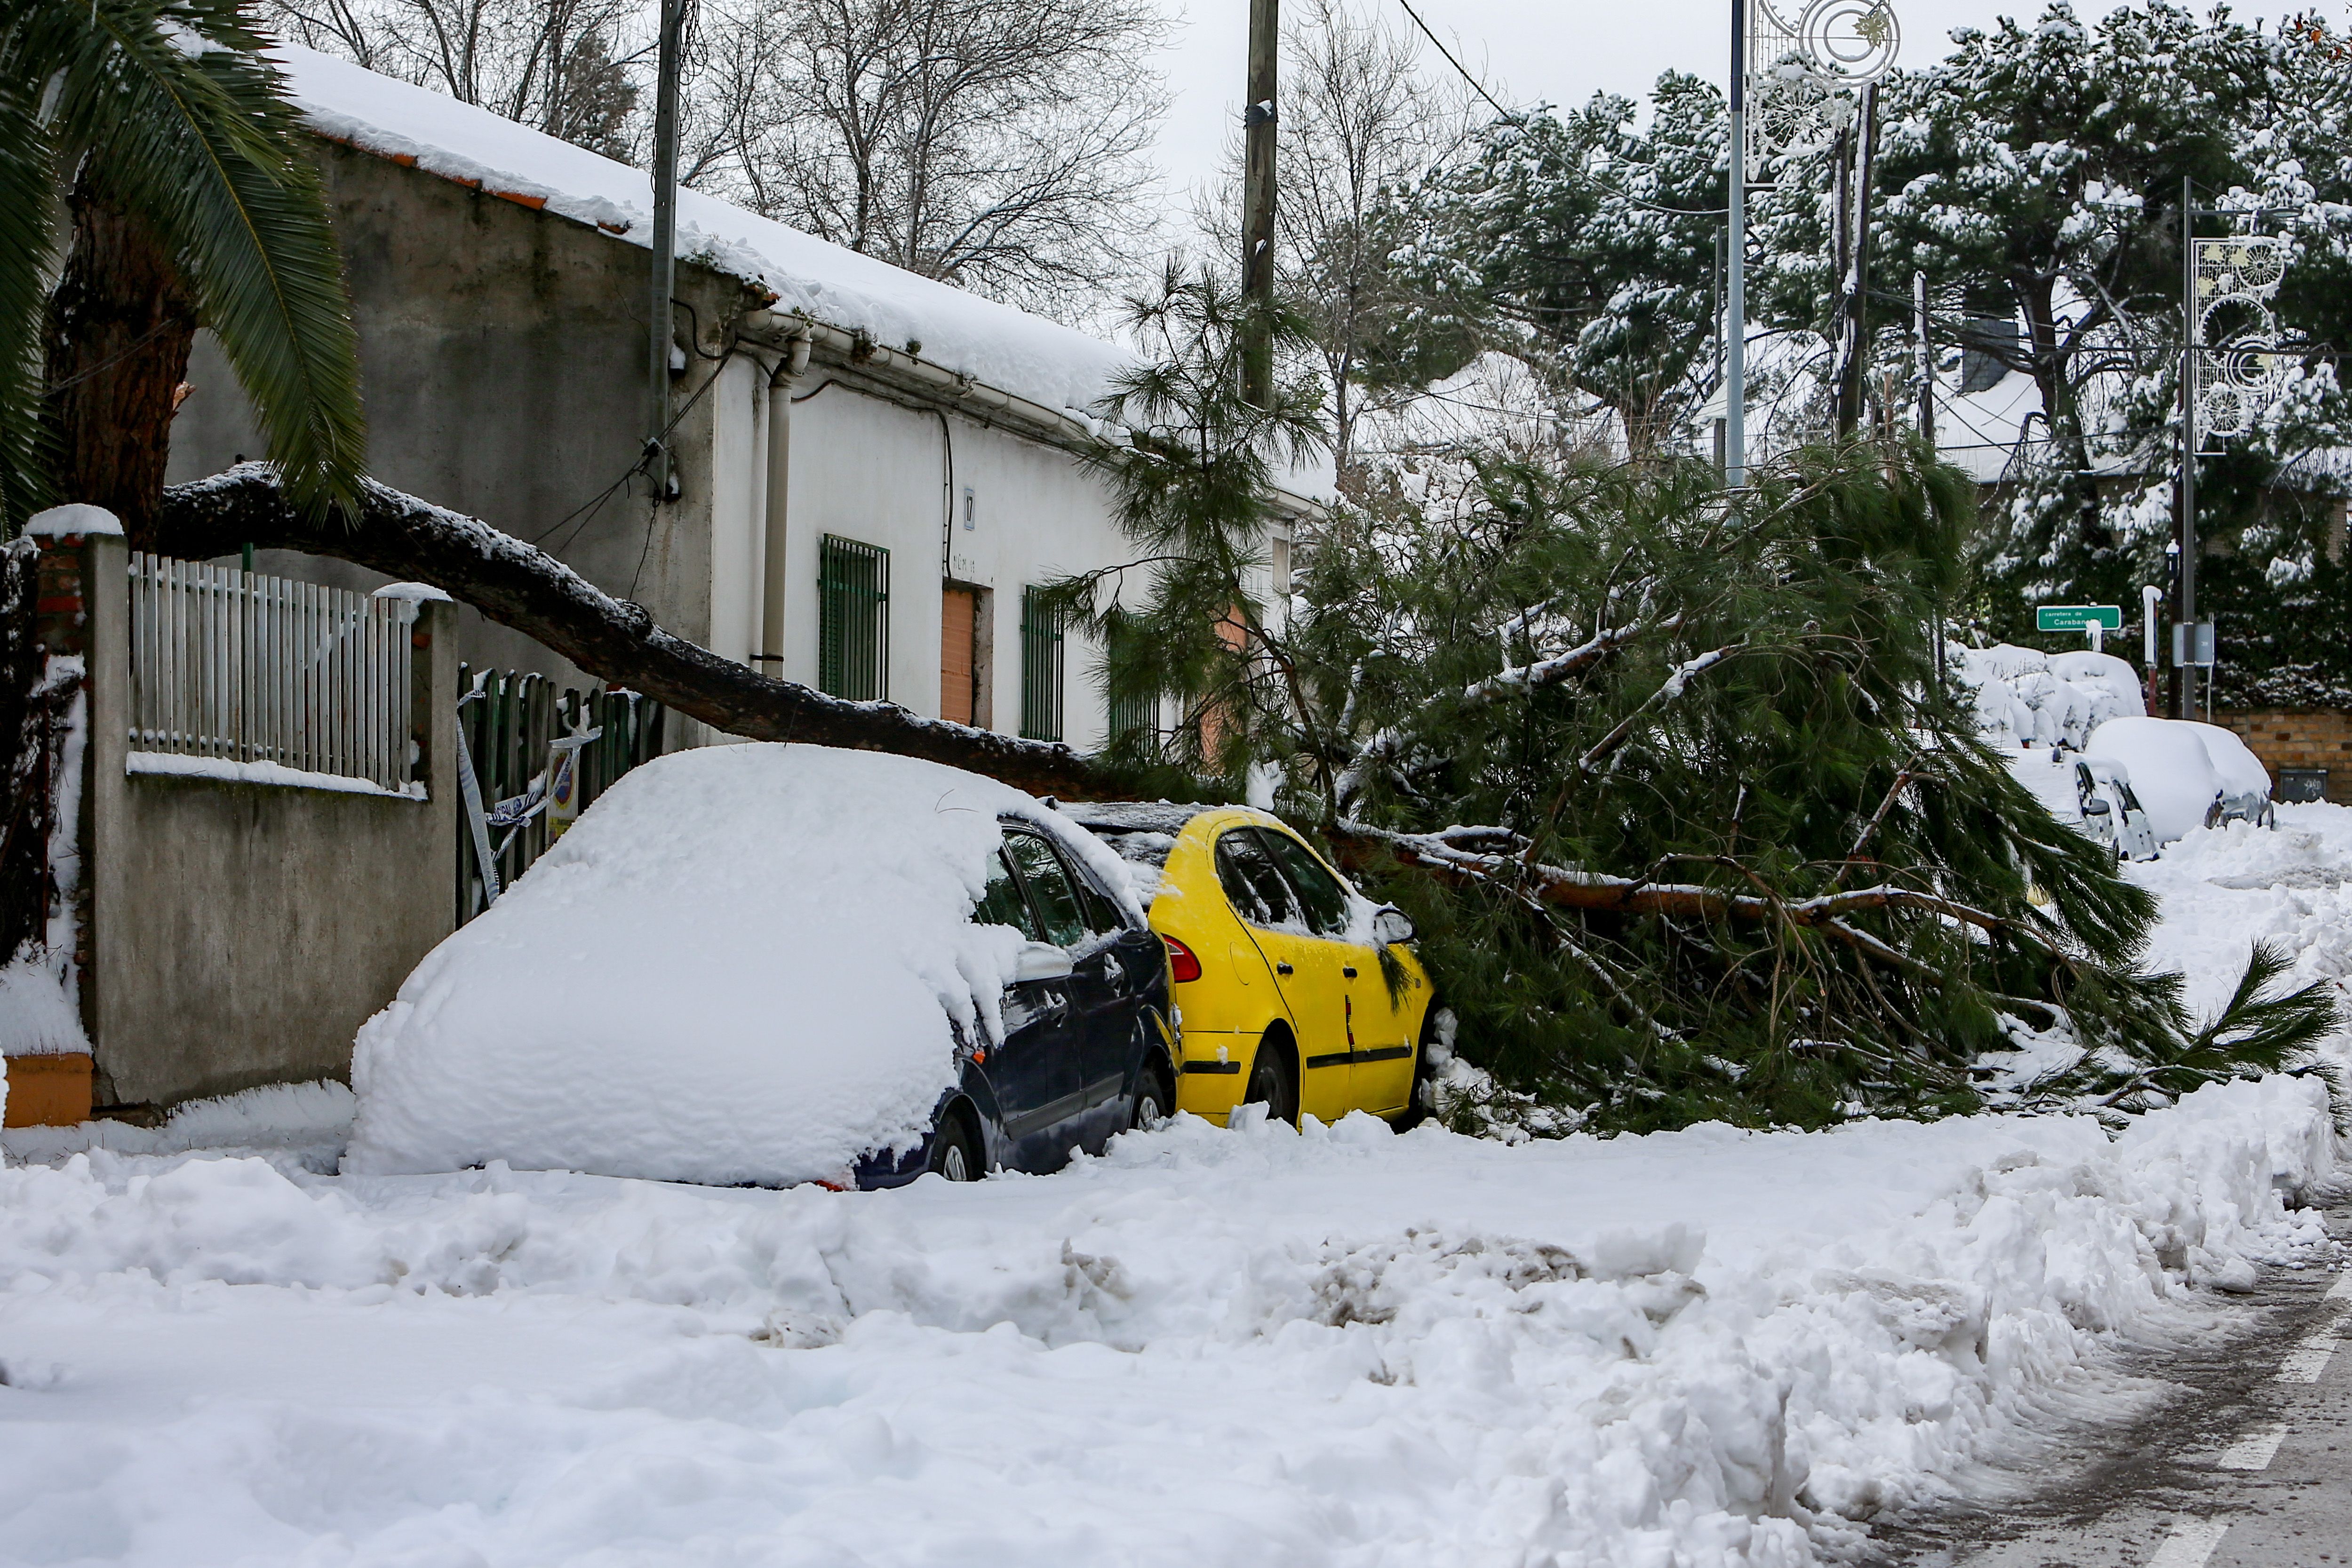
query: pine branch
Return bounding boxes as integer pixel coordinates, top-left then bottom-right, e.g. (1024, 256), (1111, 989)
(1461, 610), (1685, 704)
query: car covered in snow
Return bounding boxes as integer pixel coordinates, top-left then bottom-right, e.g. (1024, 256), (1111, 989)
(2003, 745), (2161, 861)
(2083, 717), (2274, 842)
(343, 745), (1174, 1188)
(1064, 804), (1436, 1128)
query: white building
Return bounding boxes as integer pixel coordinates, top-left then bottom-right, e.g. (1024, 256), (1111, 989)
(169, 47), (1318, 751)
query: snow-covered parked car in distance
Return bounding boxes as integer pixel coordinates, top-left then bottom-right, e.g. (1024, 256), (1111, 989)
(1957, 641), (2272, 852)
(1955, 644), (2146, 749)
(2002, 744), (2160, 861)
(343, 745), (1175, 1188)
(2070, 755), (2161, 860)
(2083, 716), (2274, 842)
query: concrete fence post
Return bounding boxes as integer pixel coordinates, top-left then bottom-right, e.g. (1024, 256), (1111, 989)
(2, 509), (124, 1126)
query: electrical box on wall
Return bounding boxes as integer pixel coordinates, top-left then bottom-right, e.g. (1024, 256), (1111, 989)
(962, 487), (976, 530)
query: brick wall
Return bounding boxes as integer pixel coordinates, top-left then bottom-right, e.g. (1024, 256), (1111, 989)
(2218, 708), (2352, 803)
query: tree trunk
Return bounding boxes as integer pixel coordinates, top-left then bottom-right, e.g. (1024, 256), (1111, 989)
(1832, 85), (1878, 439)
(154, 465), (1112, 797)
(43, 178), (199, 549)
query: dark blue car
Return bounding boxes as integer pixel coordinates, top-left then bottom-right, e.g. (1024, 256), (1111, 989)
(857, 815), (1175, 1187)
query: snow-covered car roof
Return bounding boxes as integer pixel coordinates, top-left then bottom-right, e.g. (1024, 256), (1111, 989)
(345, 744), (1139, 1186)
(1060, 800), (1238, 904)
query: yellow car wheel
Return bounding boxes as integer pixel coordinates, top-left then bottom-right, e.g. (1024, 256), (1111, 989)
(1243, 1028), (1298, 1125)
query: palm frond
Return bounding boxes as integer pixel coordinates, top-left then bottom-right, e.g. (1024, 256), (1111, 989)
(0, 45), (61, 529)
(46, 1), (364, 519)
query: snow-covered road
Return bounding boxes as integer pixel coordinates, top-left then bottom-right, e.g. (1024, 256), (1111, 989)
(4, 813), (2350, 1568)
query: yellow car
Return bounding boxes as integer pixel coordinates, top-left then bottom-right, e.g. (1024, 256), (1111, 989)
(1067, 804), (1436, 1126)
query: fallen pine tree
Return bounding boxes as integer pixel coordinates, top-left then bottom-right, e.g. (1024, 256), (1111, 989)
(1037, 276), (2338, 1129)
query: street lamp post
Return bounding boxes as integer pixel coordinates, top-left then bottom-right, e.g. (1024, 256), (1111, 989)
(1726, 1), (1748, 488)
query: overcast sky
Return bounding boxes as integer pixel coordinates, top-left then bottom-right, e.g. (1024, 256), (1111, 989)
(1145, 0), (2093, 206)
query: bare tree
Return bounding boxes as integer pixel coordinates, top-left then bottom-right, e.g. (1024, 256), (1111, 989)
(681, 0), (1169, 315)
(262, 0), (646, 158)
(1198, 0), (1464, 480)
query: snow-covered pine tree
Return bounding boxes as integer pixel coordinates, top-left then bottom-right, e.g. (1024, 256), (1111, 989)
(1867, 3), (2352, 641)
(1383, 76), (1728, 457)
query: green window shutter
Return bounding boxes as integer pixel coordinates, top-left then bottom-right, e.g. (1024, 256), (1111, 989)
(1019, 586), (1065, 742)
(818, 535), (890, 701)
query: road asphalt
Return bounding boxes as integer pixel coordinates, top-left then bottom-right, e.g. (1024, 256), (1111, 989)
(1882, 1186), (2352, 1568)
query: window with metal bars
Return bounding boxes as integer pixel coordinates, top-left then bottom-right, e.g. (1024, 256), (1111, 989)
(1107, 687), (1160, 745)
(1104, 622), (1159, 746)
(1019, 586), (1065, 741)
(818, 535), (890, 701)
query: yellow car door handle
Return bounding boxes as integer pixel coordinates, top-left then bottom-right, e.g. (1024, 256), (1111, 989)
(1342, 966), (1358, 978)
(1275, 961), (1293, 975)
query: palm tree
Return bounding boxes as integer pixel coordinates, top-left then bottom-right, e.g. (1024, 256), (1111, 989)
(1, 0), (364, 537)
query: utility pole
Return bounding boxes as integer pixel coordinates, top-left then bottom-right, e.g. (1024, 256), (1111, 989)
(1832, 82), (1879, 439)
(1912, 270), (1933, 445)
(1916, 267), (1940, 696)
(2176, 174), (2197, 721)
(1240, 0), (1280, 407)
(647, 0), (686, 503)
(1725, 0), (1747, 487)
(1712, 229), (1727, 472)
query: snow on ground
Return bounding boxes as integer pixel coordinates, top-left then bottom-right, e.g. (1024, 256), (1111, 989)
(2129, 803), (2352, 1030)
(3, 820), (2348, 1567)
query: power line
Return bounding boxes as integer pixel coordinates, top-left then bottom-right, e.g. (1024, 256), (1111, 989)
(1391, 0), (1730, 220)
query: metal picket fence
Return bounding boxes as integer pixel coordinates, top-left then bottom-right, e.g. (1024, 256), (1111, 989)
(128, 552), (413, 791)
(454, 665), (667, 922)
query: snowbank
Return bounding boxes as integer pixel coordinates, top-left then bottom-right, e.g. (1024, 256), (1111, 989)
(0, 1079), (2336, 1567)
(1952, 643), (2145, 749)
(2129, 801), (2352, 1040)
(344, 744), (1125, 1186)
(1, 1080), (354, 1172)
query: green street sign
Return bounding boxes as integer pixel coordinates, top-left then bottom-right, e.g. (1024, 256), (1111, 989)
(2036, 604), (2123, 632)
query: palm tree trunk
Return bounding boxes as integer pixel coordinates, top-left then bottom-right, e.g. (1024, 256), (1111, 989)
(42, 175), (198, 549)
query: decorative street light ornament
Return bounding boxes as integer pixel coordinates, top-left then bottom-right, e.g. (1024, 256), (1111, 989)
(1798, 0), (1903, 81)
(2191, 236), (2292, 439)
(1746, 0), (1900, 162)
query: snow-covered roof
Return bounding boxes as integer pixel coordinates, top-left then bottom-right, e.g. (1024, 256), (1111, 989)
(273, 46), (1134, 426)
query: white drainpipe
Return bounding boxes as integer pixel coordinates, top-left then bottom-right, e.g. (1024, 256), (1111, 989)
(756, 331), (811, 673)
